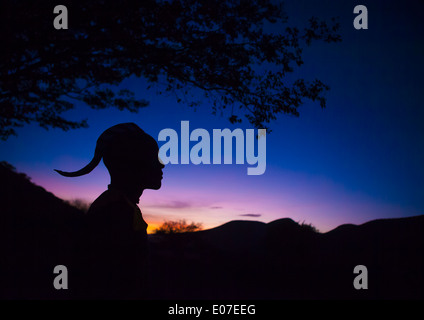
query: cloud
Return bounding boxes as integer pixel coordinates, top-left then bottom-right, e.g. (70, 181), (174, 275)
(210, 206), (223, 209)
(239, 213), (262, 217)
(145, 200), (192, 209)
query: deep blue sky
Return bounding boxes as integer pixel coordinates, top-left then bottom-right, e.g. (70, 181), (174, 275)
(1, 0), (423, 232)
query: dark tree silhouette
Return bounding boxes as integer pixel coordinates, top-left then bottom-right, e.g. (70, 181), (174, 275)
(155, 220), (203, 234)
(0, 0), (341, 140)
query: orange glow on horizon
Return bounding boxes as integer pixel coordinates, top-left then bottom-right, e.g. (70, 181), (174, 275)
(145, 218), (216, 234)
(146, 221), (161, 234)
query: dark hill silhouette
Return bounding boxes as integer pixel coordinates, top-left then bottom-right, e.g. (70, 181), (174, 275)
(148, 215), (424, 299)
(195, 220), (267, 253)
(0, 162), (84, 299)
(1, 162), (423, 299)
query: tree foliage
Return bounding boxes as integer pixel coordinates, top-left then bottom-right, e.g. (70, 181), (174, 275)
(0, 0), (341, 140)
(299, 220), (320, 233)
(154, 219), (203, 234)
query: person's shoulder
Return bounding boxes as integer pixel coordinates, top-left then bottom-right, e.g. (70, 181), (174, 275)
(87, 189), (133, 220)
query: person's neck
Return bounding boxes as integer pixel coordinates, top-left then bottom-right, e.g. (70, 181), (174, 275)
(110, 181), (143, 204)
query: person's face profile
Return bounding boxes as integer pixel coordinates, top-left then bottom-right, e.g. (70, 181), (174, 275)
(132, 138), (164, 190)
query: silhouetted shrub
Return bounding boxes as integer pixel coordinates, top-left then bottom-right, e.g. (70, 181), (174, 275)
(154, 220), (203, 234)
(299, 220), (320, 233)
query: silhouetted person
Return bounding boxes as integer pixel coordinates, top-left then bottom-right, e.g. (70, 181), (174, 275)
(55, 123), (164, 299)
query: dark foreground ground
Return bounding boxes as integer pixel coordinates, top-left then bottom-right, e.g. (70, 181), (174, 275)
(147, 215), (424, 300)
(1, 162), (423, 299)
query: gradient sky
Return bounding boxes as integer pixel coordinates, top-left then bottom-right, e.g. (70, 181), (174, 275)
(1, 0), (423, 233)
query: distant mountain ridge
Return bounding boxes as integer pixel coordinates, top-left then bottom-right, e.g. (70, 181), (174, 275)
(1, 161), (423, 299)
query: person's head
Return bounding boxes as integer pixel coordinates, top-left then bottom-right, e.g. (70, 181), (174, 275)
(55, 123), (164, 194)
(102, 128), (164, 191)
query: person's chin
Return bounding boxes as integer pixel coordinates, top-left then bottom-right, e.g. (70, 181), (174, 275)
(147, 181), (162, 190)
